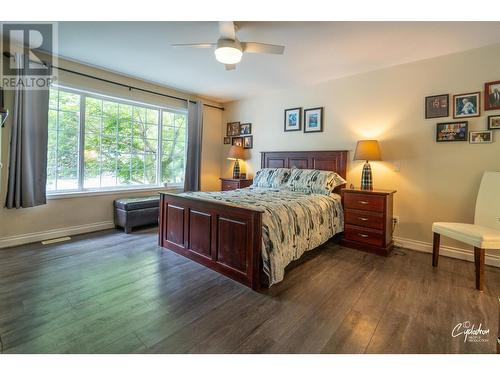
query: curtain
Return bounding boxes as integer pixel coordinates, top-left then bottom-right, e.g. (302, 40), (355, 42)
(5, 54), (49, 208)
(183, 100), (204, 192)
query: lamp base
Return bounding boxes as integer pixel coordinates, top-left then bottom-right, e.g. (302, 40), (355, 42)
(360, 161), (373, 190)
(232, 159), (240, 179)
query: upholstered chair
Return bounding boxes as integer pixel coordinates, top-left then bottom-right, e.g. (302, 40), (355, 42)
(432, 171), (500, 291)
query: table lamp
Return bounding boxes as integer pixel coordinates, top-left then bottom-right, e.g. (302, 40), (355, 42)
(353, 140), (382, 190)
(227, 145), (246, 179)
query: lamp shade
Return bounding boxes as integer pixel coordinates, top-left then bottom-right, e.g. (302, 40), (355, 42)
(353, 140), (382, 161)
(227, 145), (245, 160)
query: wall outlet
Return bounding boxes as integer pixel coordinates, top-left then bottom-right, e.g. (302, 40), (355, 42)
(393, 216), (400, 225)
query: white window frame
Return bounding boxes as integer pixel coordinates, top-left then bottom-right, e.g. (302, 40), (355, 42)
(47, 85), (188, 197)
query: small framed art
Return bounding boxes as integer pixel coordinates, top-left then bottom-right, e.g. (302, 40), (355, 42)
(240, 123), (252, 135)
(304, 107), (323, 133)
(484, 80), (500, 111)
(284, 107), (301, 132)
(231, 137), (243, 147)
(223, 137), (231, 144)
(453, 92), (480, 118)
(469, 130), (493, 144)
(425, 94), (449, 119)
(227, 122), (240, 136)
(487, 115), (500, 130)
(242, 135), (253, 149)
(436, 121), (468, 142)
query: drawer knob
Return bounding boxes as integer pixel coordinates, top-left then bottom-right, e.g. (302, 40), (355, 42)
(358, 234), (369, 238)
(359, 217), (369, 221)
(359, 201), (369, 204)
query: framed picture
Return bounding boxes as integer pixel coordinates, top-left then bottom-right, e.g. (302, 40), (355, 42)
(231, 137), (243, 147)
(484, 80), (500, 111)
(223, 136), (231, 144)
(487, 115), (500, 130)
(469, 130), (493, 144)
(242, 135), (253, 149)
(284, 107), (301, 132)
(453, 92), (480, 118)
(425, 94), (449, 119)
(227, 122), (240, 136)
(436, 121), (468, 142)
(304, 107), (323, 133)
(240, 123), (252, 135)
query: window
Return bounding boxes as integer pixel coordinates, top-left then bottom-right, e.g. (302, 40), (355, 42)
(47, 87), (187, 194)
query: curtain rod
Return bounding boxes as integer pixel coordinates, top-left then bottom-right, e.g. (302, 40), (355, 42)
(2, 52), (224, 111)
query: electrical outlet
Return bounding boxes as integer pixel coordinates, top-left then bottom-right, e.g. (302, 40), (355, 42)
(393, 216), (400, 225)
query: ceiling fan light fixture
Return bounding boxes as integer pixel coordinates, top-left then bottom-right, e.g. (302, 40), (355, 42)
(214, 46), (242, 65)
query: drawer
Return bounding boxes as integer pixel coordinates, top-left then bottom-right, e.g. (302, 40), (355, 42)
(345, 209), (384, 230)
(344, 224), (384, 247)
(344, 193), (385, 212)
(222, 181), (238, 191)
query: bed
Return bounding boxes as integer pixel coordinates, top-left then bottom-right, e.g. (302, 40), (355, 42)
(158, 150), (348, 290)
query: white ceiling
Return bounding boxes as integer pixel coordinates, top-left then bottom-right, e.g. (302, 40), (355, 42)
(57, 22), (500, 103)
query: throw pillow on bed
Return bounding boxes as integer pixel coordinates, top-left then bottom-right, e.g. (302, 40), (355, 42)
(286, 169), (346, 195)
(251, 168), (292, 188)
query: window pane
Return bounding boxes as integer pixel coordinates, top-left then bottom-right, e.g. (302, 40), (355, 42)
(59, 91), (80, 112)
(147, 109), (159, 125)
(86, 97), (102, 117)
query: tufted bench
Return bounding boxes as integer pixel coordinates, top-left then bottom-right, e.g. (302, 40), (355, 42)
(114, 195), (160, 233)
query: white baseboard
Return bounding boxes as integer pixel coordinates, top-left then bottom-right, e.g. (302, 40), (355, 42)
(0, 221), (115, 249)
(394, 236), (500, 268)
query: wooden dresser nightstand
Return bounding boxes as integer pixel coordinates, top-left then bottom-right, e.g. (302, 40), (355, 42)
(340, 188), (396, 256)
(220, 178), (253, 191)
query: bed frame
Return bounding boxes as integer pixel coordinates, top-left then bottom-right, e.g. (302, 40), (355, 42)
(158, 150), (348, 290)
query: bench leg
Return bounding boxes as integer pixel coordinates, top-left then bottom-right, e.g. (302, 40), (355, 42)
(432, 232), (440, 267)
(474, 247), (485, 291)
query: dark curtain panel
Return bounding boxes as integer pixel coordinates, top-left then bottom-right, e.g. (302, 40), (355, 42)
(5, 55), (49, 208)
(183, 100), (203, 192)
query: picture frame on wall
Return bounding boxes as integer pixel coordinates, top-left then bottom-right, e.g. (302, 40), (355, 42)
(227, 122), (240, 136)
(304, 107), (323, 133)
(425, 94), (449, 119)
(242, 135), (253, 149)
(240, 123), (252, 135)
(436, 121), (468, 142)
(223, 136), (231, 144)
(231, 137), (243, 147)
(484, 80), (500, 111)
(487, 114), (500, 130)
(453, 92), (480, 118)
(284, 107), (302, 132)
(469, 130), (493, 144)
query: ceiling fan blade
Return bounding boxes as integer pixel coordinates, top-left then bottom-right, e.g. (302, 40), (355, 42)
(241, 42), (285, 55)
(225, 64), (236, 71)
(218, 21), (236, 40)
(171, 43), (215, 48)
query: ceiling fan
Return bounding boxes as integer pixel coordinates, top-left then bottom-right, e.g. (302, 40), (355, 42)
(171, 21), (285, 70)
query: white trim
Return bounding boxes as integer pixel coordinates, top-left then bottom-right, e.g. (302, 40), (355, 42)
(394, 236), (500, 268)
(47, 186), (182, 200)
(0, 221), (115, 249)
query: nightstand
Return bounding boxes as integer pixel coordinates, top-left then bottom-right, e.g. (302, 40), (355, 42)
(220, 178), (253, 191)
(340, 188), (396, 256)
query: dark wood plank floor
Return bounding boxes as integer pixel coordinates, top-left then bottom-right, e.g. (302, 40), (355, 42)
(0, 227), (498, 354)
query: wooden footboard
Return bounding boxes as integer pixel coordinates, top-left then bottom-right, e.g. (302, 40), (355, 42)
(158, 192), (263, 290)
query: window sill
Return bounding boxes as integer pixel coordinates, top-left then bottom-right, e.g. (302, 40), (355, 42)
(46, 185), (183, 200)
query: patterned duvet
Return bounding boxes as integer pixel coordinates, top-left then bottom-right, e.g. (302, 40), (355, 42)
(181, 187), (343, 286)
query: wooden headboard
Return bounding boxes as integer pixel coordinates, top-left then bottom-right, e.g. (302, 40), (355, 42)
(260, 150), (349, 182)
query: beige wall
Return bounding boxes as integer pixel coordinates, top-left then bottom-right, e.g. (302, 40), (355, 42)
(222, 43), (500, 260)
(0, 56), (222, 245)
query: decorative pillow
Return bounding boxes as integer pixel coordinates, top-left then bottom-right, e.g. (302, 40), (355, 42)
(251, 168), (292, 188)
(286, 169), (346, 195)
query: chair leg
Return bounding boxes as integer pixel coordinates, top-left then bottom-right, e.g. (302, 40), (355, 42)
(473, 247), (485, 291)
(432, 232), (440, 267)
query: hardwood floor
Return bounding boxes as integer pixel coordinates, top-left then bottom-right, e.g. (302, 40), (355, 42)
(0, 227), (498, 354)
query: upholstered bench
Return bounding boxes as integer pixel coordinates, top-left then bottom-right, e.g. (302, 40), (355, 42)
(114, 195), (160, 233)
